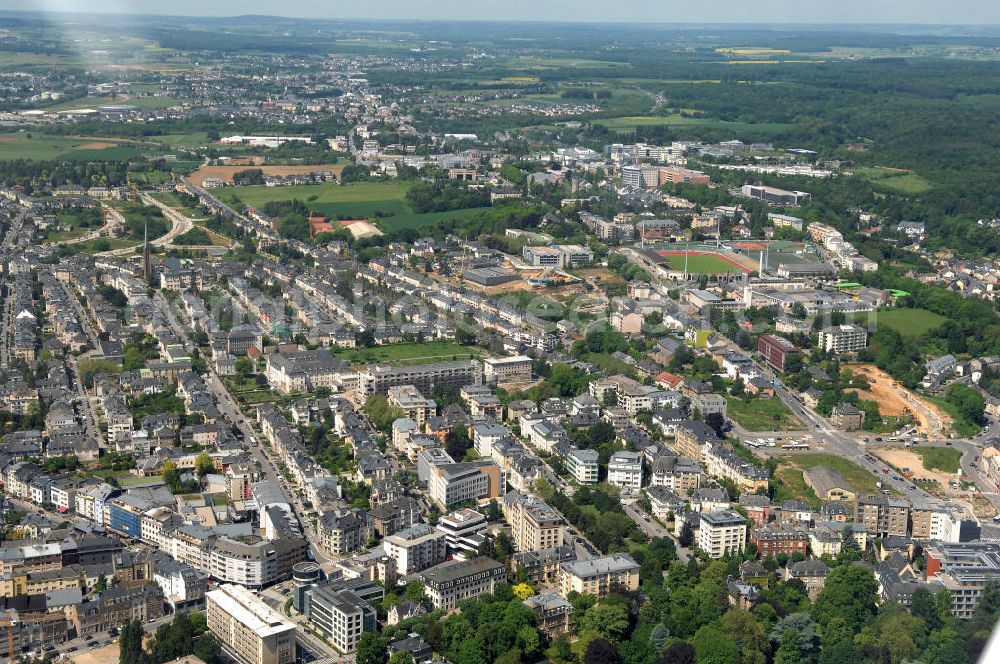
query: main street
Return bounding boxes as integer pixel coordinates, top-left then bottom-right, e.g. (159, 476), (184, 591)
(152, 292), (332, 565)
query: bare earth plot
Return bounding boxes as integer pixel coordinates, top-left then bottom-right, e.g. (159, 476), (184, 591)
(846, 364), (953, 436)
(873, 447), (960, 487)
(69, 643), (120, 664)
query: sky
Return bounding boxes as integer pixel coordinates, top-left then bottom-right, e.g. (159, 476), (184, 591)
(15, 0), (1000, 25)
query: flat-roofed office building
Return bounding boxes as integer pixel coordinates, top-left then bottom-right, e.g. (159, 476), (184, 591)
(206, 583), (297, 664)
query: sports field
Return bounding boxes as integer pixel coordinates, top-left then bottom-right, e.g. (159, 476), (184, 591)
(657, 250), (751, 274)
(876, 308), (948, 337)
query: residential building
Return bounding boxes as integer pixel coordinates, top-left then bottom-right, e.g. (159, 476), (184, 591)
(483, 356), (532, 384)
(566, 448), (599, 485)
(383, 524), (447, 575)
(750, 527), (809, 559)
(523, 591), (574, 636)
(698, 511), (747, 558)
(925, 541), (1000, 618)
(387, 385), (437, 427)
(560, 554), (641, 597)
(856, 494), (910, 538)
(265, 349), (352, 394)
(831, 403), (865, 430)
(607, 451), (643, 493)
(359, 360), (483, 398)
(817, 324), (868, 355)
(317, 508), (373, 555)
(502, 491), (565, 552)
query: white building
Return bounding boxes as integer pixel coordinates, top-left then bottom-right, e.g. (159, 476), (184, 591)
(607, 451), (643, 493)
(817, 324), (868, 355)
(698, 510), (747, 559)
(383, 523), (448, 575)
(566, 448), (599, 485)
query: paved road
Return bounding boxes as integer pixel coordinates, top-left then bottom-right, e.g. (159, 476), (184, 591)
(66, 355), (104, 446)
(622, 502), (691, 562)
(153, 292), (332, 565)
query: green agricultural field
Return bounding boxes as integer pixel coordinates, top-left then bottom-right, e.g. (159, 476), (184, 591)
(785, 453), (885, 495)
(877, 308), (948, 337)
(221, 181), (411, 216)
(333, 341), (484, 366)
(661, 252), (747, 274)
(506, 56), (630, 69)
(726, 397), (801, 431)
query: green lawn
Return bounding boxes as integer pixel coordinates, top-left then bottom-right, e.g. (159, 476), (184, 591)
(219, 181), (493, 233)
(772, 465), (820, 508)
(59, 237), (141, 255)
(117, 474), (166, 488)
(726, 396), (802, 431)
(597, 114), (792, 133)
(923, 396), (983, 437)
(660, 252), (748, 274)
(785, 453), (884, 495)
(910, 447), (963, 473)
(852, 166), (934, 194)
(877, 308), (949, 337)
(0, 134), (144, 161)
(333, 341), (484, 366)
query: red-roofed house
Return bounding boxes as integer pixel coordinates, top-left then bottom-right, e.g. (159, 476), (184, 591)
(655, 372), (684, 390)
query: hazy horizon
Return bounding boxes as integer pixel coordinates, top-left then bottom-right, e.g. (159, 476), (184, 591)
(9, 1), (1000, 26)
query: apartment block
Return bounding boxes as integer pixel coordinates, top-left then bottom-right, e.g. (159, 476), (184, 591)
(698, 510), (747, 558)
(359, 360), (483, 398)
(383, 523), (448, 575)
(855, 494), (910, 538)
(559, 554), (640, 597)
(502, 490), (565, 552)
(817, 324), (868, 355)
(387, 385), (437, 427)
(483, 356), (532, 384)
(566, 448), (599, 485)
(607, 451), (643, 493)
